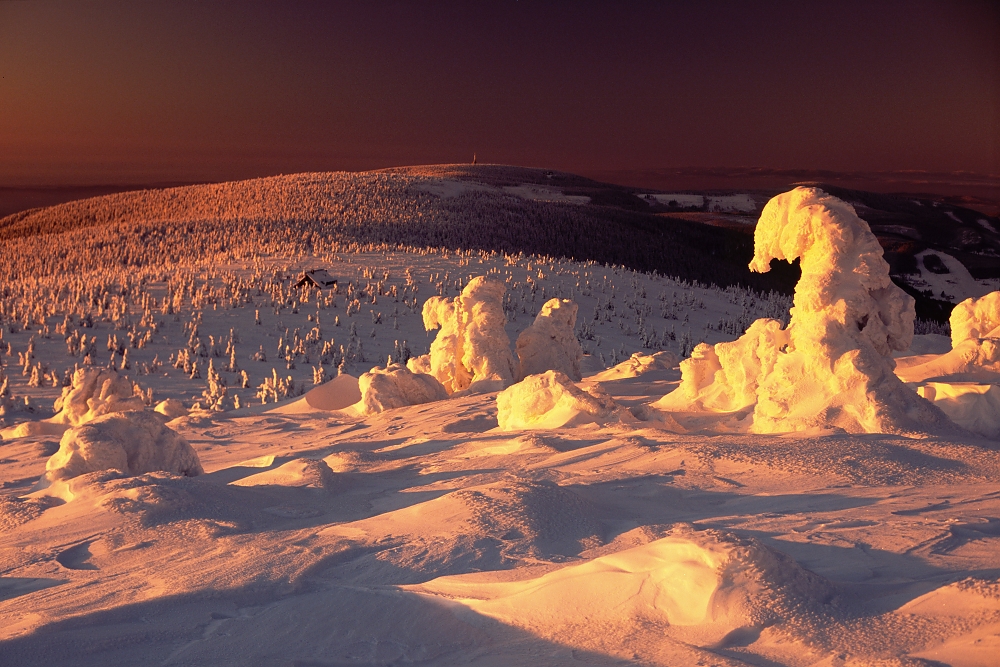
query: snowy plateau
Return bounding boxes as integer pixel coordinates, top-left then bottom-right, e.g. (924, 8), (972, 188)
(1, 166), (1000, 667)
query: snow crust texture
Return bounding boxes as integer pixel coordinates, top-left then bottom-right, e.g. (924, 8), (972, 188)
(660, 187), (947, 434)
(515, 298), (584, 381)
(42, 410), (203, 485)
(414, 276), (517, 394)
(497, 370), (618, 430)
(358, 363), (448, 414)
(415, 524), (835, 648)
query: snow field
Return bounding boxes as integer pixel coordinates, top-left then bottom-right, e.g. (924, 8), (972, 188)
(3, 182), (1000, 666)
(0, 246), (793, 428)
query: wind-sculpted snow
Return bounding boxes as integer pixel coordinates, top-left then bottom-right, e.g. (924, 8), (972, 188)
(40, 410), (202, 486)
(51, 368), (147, 427)
(515, 298), (584, 381)
(413, 525), (837, 649)
(497, 370), (619, 430)
(658, 187), (949, 434)
(413, 276), (517, 394)
(950, 291), (1000, 346)
(358, 363), (448, 414)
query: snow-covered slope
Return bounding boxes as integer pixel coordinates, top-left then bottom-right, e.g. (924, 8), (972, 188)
(2, 178), (1000, 666)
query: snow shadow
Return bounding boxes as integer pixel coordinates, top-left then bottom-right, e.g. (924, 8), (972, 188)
(0, 577), (66, 603)
(0, 582), (632, 667)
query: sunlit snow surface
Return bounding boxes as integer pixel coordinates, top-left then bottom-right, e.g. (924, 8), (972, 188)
(2, 189), (1000, 665)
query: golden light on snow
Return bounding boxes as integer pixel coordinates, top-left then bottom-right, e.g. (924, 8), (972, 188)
(1, 175), (999, 665)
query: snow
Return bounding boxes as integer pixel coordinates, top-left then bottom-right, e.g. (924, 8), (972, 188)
(515, 298), (584, 381)
(1, 368), (147, 440)
(412, 178), (491, 199)
(502, 184), (590, 205)
(496, 370), (619, 430)
(51, 367), (146, 427)
(908, 248), (996, 303)
(642, 193), (705, 208)
(38, 410), (202, 487)
(411, 525), (834, 648)
(357, 363), (448, 414)
(951, 291), (1000, 346)
(231, 457), (337, 490)
(302, 373), (362, 411)
(640, 193), (757, 212)
(153, 397), (189, 419)
(707, 194), (756, 212)
(4, 174), (1000, 666)
(416, 275), (517, 394)
(589, 350), (679, 381)
(655, 187), (947, 434)
(917, 382), (1000, 438)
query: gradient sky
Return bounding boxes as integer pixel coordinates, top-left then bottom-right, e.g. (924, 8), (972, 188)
(1, 0), (998, 185)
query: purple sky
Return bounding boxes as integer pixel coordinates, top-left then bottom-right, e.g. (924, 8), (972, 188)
(1, 0), (997, 186)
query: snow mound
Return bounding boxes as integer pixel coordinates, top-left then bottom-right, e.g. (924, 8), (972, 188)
(658, 318), (787, 414)
(41, 411), (203, 487)
(323, 476), (603, 580)
(52, 367), (146, 427)
(657, 187), (948, 434)
(896, 337), (1000, 384)
(304, 373), (361, 410)
(951, 292), (1000, 346)
(411, 525), (834, 649)
(515, 298), (584, 381)
(231, 458), (338, 489)
(358, 363), (448, 414)
(497, 371), (619, 431)
(0, 495), (53, 532)
(154, 398), (189, 419)
(917, 383), (1000, 438)
(414, 276), (517, 394)
(589, 350), (679, 381)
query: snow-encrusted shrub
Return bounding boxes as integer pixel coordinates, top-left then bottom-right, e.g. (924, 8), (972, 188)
(515, 298), (584, 381)
(497, 370), (618, 430)
(358, 363), (448, 414)
(656, 187), (948, 434)
(51, 367), (146, 426)
(411, 276), (516, 394)
(41, 411), (203, 485)
(950, 292), (1000, 346)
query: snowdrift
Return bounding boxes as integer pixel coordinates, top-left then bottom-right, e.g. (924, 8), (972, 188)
(40, 411), (203, 487)
(891, 292), (1000, 436)
(358, 364), (448, 414)
(515, 298), (584, 381)
(589, 350), (679, 381)
(231, 458), (338, 490)
(268, 374), (363, 415)
(497, 371), (619, 430)
(411, 525), (835, 649)
(655, 187), (949, 435)
(154, 398), (189, 420)
(411, 276), (517, 394)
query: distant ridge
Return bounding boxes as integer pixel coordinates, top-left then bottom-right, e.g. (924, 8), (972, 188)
(0, 165), (800, 295)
